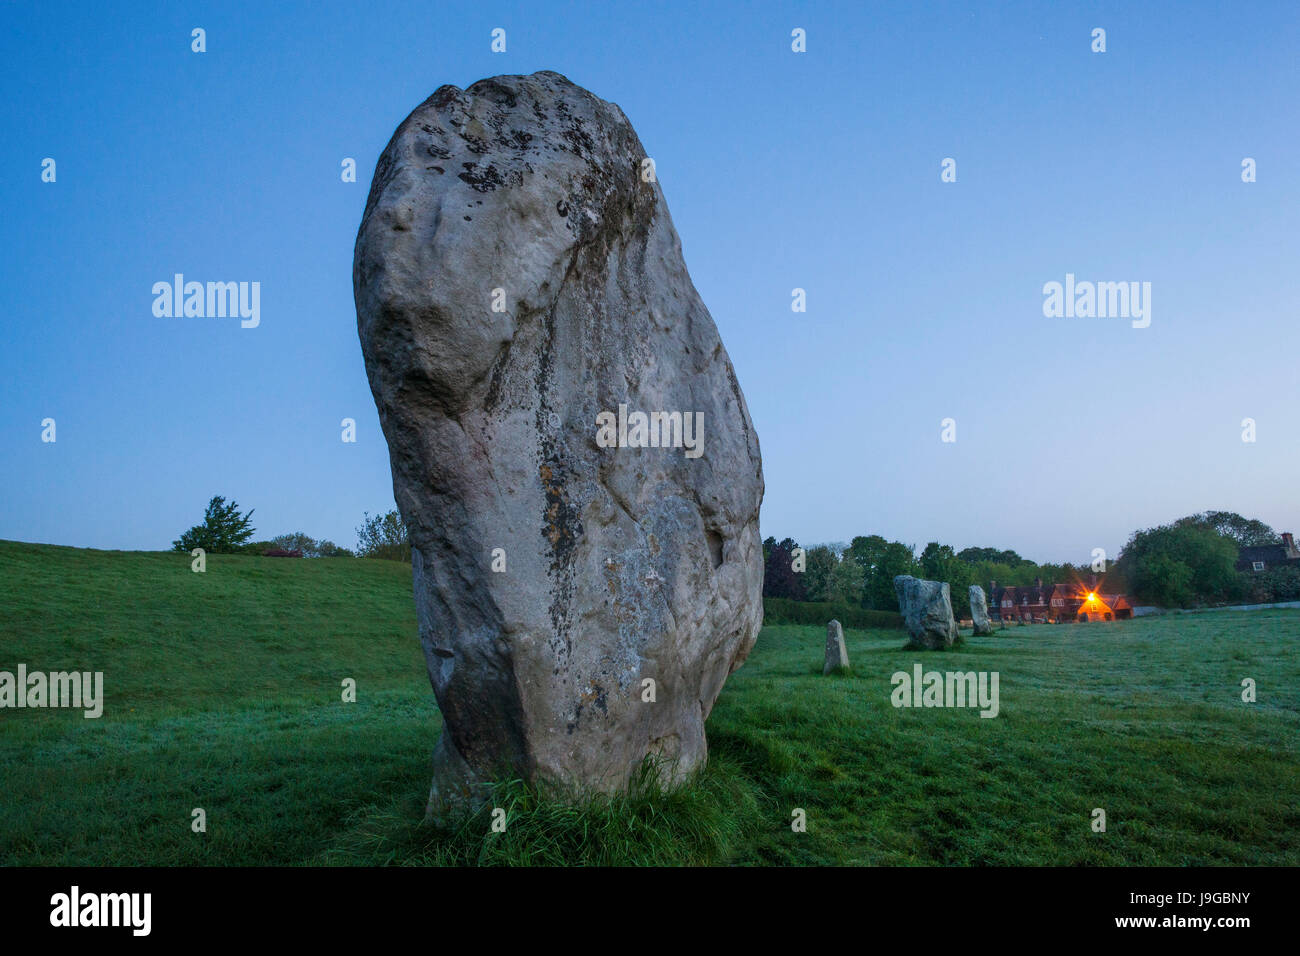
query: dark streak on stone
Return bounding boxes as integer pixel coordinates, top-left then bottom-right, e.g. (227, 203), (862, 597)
(458, 162), (505, 193)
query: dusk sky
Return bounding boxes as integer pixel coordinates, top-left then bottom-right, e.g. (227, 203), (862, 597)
(3, 0), (1297, 564)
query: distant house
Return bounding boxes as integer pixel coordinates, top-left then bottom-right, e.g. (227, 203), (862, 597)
(990, 579), (1052, 622)
(1077, 592), (1133, 622)
(1236, 532), (1300, 573)
(990, 578), (1132, 622)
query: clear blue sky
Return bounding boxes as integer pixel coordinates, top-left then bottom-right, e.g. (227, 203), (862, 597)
(2, 0), (1297, 563)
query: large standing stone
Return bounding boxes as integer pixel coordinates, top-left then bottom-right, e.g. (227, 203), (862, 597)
(894, 576), (960, 650)
(969, 585), (993, 636)
(823, 620), (850, 674)
(354, 72), (764, 814)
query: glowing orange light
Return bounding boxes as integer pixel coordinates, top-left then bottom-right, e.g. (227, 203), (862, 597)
(1088, 593), (1097, 601)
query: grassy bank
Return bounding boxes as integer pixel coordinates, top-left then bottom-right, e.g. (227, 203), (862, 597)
(2, 540), (1296, 865)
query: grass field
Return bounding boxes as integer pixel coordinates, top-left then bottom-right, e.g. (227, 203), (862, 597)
(2, 539), (1297, 866)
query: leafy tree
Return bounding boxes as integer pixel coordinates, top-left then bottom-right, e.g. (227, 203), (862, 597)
(1177, 511), (1279, 547)
(1248, 566), (1300, 603)
(876, 542), (920, 611)
(845, 535), (919, 611)
(762, 536), (805, 600)
(967, 556), (1069, 590)
(172, 496), (256, 553)
(270, 532), (355, 558)
(1036, 562), (1076, 590)
(918, 542), (977, 617)
(957, 546), (1025, 566)
(847, 535), (889, 578)
(1097, 562), (1129, 594)
(1131, 554), (1195, 608)
(920, 542), (967, 583)
(801, 545), (839, 602)
(356, 510), (412, 562)
(270, 532), (315, 554)
(968, 560), (1019, 588)
(314, 539), (354, 558)
(828, 553), (865, 605)
(1117, 521), (1243, 607)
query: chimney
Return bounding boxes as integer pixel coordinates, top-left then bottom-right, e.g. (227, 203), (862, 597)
(1284, 532), (1298, 558)
(1035, 577), (1042, 589)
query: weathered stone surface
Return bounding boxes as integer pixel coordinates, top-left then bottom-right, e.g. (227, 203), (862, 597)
(969, 585), (993, 636)
(823, 619), (849, 674)
(354, 71), (764, 814)
(893, 575), (959, 650)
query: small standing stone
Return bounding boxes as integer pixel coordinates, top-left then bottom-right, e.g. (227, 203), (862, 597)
(823, 619), (850, 674)
(969, 585), (993, 636)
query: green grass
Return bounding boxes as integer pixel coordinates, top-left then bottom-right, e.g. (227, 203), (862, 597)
(2, 539), (1297, 866)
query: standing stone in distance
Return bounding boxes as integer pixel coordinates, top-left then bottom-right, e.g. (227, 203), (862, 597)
(893, 575), (960, 650)
(354, 71), (764, 815)
(969, 585), (993, 636)
(823, 619), (850, 674)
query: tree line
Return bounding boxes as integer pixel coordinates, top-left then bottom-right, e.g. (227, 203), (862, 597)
(762, 536), (1087, 619)
(171, 496), (1298, 608)
(171, 495), (411, 561)
(763, 510), (1298, 613)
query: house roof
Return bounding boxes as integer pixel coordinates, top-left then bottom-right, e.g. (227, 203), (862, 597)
(1236, 544), (1300, 570)
(1239, 544), (1287, 562)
